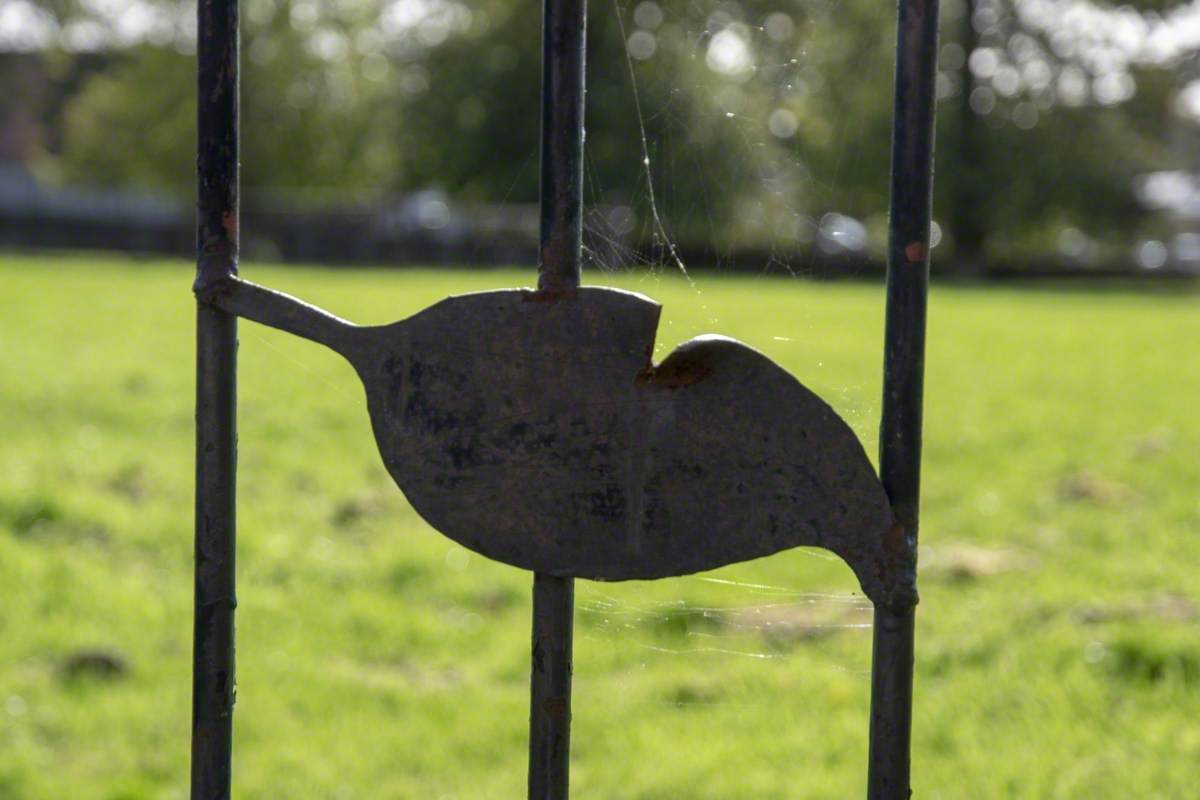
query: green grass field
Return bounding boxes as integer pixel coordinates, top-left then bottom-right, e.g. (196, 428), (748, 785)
(1, 253), (1198, 799)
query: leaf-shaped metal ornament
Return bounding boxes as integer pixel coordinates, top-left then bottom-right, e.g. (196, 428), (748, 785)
(199, 277), (913, 607)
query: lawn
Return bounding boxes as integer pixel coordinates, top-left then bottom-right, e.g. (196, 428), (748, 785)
(1, 253), (1198, 799)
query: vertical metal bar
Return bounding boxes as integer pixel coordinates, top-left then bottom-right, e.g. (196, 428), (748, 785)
(192, 0), (239, 797)
(536, 0), (586, 295)
(529, 0), (585, 796)
(529, 573), (575, 799)
(867, 605), (916, 799)
(868, 0), (938, 795)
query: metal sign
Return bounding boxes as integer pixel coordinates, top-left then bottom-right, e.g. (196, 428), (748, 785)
(191, 0), (937, 796)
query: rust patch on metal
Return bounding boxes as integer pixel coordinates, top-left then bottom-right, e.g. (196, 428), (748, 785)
(635, 363), (712, 389)
(904, 241), (926, 263)
(876, 516), (918, 609)
(636, 351), (714, 389)
(221, 210), (237, 241)
(542, 696), (569, 716)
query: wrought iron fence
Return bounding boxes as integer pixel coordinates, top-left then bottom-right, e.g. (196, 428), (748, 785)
(191, 0), (937, 795)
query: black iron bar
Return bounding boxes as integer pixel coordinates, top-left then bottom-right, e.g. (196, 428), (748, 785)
(529, 573), (575, 799)
(868, 0), (939, 795)
(536, 0), (587, 295)
(192, 0), (239, 797)
(529, 0), (585, 795)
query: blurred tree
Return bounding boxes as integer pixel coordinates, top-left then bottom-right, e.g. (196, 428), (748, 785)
(36, 0), (1200, 266)
(60, 45), (192, 191)
(935, 0), (1192, 264)
(57, 0), (401, 199)
(393, 0), (809, 253)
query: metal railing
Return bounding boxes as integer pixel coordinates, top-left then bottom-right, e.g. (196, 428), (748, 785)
(190, 0), (938, 795)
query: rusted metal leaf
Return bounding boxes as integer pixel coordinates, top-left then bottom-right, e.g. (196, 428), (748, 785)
(200, 277), (909, 606)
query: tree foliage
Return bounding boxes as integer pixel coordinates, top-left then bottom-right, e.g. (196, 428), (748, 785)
(35, 0), (1200, 262)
